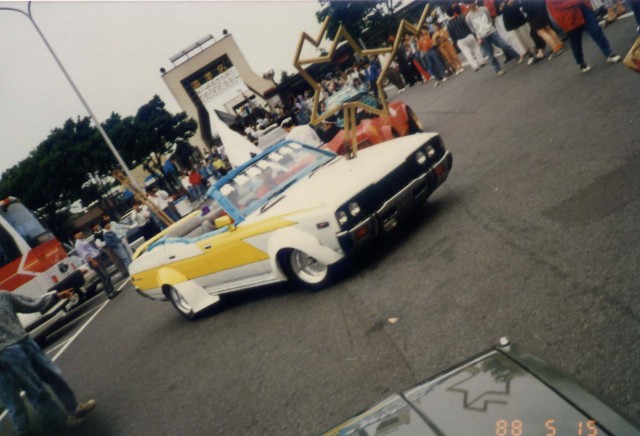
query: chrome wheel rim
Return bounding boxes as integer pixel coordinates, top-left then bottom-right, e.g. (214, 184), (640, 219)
(290, 250), (328, 284)
(169, 287), (192, 315)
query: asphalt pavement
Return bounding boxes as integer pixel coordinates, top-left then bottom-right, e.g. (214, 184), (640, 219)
(8, 16), (639, 436)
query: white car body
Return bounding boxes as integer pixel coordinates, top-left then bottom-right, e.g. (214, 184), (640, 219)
(130, 133), (452, 319)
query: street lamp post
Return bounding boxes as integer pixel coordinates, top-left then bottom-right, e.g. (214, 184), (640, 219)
(0, 2), (140, 189)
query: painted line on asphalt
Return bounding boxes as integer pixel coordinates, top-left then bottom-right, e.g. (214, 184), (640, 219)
(51, 299), (110, 362)
(117, 278), (131, 292)
(45, 302), (105, 357)
(46, 338), (71, 356)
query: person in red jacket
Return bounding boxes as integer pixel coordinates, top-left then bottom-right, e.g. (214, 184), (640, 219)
(188, 167), (204, 198)
(545, 0), (621, 73)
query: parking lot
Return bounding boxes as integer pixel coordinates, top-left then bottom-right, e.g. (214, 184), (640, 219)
(2, 17), (639, 436)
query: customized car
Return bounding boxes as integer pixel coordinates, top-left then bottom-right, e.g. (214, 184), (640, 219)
(323, 339), (639, 436)
(129, 132), (452, 319)
(321, 87), (423, 155)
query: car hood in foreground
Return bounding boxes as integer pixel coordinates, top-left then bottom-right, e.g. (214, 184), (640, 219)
(323, 342), (638, 436)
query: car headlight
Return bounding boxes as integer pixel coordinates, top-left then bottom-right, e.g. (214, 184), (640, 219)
(415, 151), (427, 165)
(426, 145), (436, 158)
(336, 210), (348, 225)
(348, 202), (361, 217)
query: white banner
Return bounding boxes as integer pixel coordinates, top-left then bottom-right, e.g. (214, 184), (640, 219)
(194, 67), (243, 104)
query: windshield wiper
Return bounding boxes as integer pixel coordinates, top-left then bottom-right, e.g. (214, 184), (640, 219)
(260, 180), (297, 213)
(308, 157), (337, 178)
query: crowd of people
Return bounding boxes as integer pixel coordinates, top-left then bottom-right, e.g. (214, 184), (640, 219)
(242, 0), (639, 148)
(393, 0), (636, 81)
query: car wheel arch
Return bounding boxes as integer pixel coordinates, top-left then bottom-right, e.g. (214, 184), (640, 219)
(157, 268), (221, 319)
(266, 227), (343, 278)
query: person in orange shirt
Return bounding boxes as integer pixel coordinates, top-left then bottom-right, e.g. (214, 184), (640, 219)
(432, 22), (464, 75)
(417, 28), (448, 86)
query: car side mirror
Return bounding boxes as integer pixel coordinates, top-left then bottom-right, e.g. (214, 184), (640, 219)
(214, 215), (235, 231)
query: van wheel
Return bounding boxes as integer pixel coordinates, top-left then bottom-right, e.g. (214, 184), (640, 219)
(65, 290), (86, 312)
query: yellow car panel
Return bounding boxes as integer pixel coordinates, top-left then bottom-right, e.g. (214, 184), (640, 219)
(133, 216), (297, 291)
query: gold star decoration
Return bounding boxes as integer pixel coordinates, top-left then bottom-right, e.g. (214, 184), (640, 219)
(292, 3), (431, 157)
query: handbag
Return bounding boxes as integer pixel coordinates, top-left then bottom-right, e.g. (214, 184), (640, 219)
(623, 37), (640, 74)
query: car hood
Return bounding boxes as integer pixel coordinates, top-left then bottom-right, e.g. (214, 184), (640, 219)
(253, 132), (438, 220)
(323, 343), (638, 435)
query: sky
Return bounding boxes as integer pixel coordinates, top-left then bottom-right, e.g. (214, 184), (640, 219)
(0, 1), (324, 174)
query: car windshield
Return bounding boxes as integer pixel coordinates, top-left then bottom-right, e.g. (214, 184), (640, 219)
(215, 142), (334, 217)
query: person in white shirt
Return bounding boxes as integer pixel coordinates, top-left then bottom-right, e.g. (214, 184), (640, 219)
(131, 201), (160, 240)
(73, 231), (116, 298)
(280, 118), (323, 147)
(146, 187), (180, 222)
(465, 2), (523, 75)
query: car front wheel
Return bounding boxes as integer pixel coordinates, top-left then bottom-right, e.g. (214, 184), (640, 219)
(166, 286), (196, 320)
(281, 249), (338, 291)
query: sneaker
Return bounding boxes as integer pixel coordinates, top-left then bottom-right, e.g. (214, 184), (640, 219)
(527, 57), (535, 65)
(516, 55), (525, 64)
(606, 54), (621, 64)
(75, 399), (96, 417)
(433, 80), (440, 88)
(442, 77), (447, 82)
(66, 415), (85, 428)
(497, 70), (505, 76)
(580, 64), (592, 73)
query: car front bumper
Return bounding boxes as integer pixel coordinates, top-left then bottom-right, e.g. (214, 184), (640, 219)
(337, 151), (452, 252)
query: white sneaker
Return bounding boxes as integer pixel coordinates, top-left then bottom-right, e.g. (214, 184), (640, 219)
(580, 64), (592, 73)
(74, 399), (97, 417)
(497, 70), (505, 76)
(606, 54), (621, 64)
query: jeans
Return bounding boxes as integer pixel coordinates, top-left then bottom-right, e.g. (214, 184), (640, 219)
(568, 4), (614, 65)
(631, 0), (640, 28)
(479, 31), (521, 72)
(0, 368), (29, 434)
(0, 337), (78, 432)
(419, 49), (447, 80)
(91, 260), (114, 296)
(111, 242), (132, 268)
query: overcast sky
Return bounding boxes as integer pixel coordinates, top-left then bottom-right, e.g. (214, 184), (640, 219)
(0, 1), (323, 174)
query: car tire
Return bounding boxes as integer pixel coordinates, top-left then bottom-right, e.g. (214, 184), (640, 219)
(165, 286), (197, 320)
(279, 249), (338, 291)
(407, 107), (423, 134)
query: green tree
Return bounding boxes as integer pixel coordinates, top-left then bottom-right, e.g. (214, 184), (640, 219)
(315, 0), (402, 47)
(0, 95), (197, 239)
(127, 95), (198, 179)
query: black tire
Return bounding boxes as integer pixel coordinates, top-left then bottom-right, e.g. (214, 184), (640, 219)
(164, 286), (197, 320)
(279, 249), (339, 291)
(407, 107), (423, 134)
